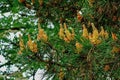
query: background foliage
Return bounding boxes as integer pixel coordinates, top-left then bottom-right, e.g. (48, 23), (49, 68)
(0, 0), (120, 80)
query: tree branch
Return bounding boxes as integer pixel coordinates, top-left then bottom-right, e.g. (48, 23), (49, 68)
(28, 54), (77, 69)
(0, 26), (28, 31)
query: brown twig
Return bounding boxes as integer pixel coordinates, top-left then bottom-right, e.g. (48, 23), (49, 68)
(86, 46), (95, 80)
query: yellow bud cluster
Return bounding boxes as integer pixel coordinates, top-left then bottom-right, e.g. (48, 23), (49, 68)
(99, 26), (109, 39)
(71, 29), (75, 40)
(111, 46), (120, 53)
(27, 34), (38, 53)
(104, 65), (110, 71)
(82, 24), (89, 39)
(58, 69), (64, 80)
(82, 23), (109, 45)
(90, 23), (101, 45)
(39, 0), (43, 6)
(18, 35), (25, 54)
(88, 0), (95, 7)
(91, 23), (99, 40)
(58, 23), (75, 43)
(111, 32), (118, 41)
(37, 26), (48, 42)
(75, 41), (83, 53)
(58, 24), (65, 39)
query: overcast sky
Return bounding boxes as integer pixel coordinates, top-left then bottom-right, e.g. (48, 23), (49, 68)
(0, 12), (49, 80)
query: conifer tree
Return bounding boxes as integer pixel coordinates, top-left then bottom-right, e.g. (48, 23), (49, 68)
(0, 0), (120, 79)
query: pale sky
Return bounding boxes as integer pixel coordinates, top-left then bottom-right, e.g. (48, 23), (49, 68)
(0, 12), (48, 80)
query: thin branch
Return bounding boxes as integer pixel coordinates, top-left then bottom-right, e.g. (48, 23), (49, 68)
(33, 70), (36, 80)
(28, 54), (77, 69)
(86, 46), (95, 80)
(104, 60), (120, 65)
(0, 26), (28, 31)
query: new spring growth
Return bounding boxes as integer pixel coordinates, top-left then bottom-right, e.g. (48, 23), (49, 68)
(18, 35), (25, 54)
(82, 23), (100, 45)
(99, 26), (108, 39)
(58, 23), (65, 39)
(58, 69), (64, 80)
(82, 24), (89, 39)
(63, 23), (71, 43)
(58, 23), (75, 43)
(71, 28), (75, 40)
(89, 23), (101, 45)
(64, 23), (74, 41)
(75, 41), (83, 53)
(91, 23), (99, 41)
(37, 23), (48, 42)
(39, 0), (43, 6)
(111, 46), (120, 53)
(27, 34), (38, 53)
(88, 0), (95, 7)
(112, 32), (118, 41)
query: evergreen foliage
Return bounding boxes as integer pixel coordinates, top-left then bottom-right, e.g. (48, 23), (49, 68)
(0, 0), (120, 80)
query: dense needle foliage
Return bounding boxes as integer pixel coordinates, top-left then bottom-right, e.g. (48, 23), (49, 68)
(0, 0), (120, 80)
